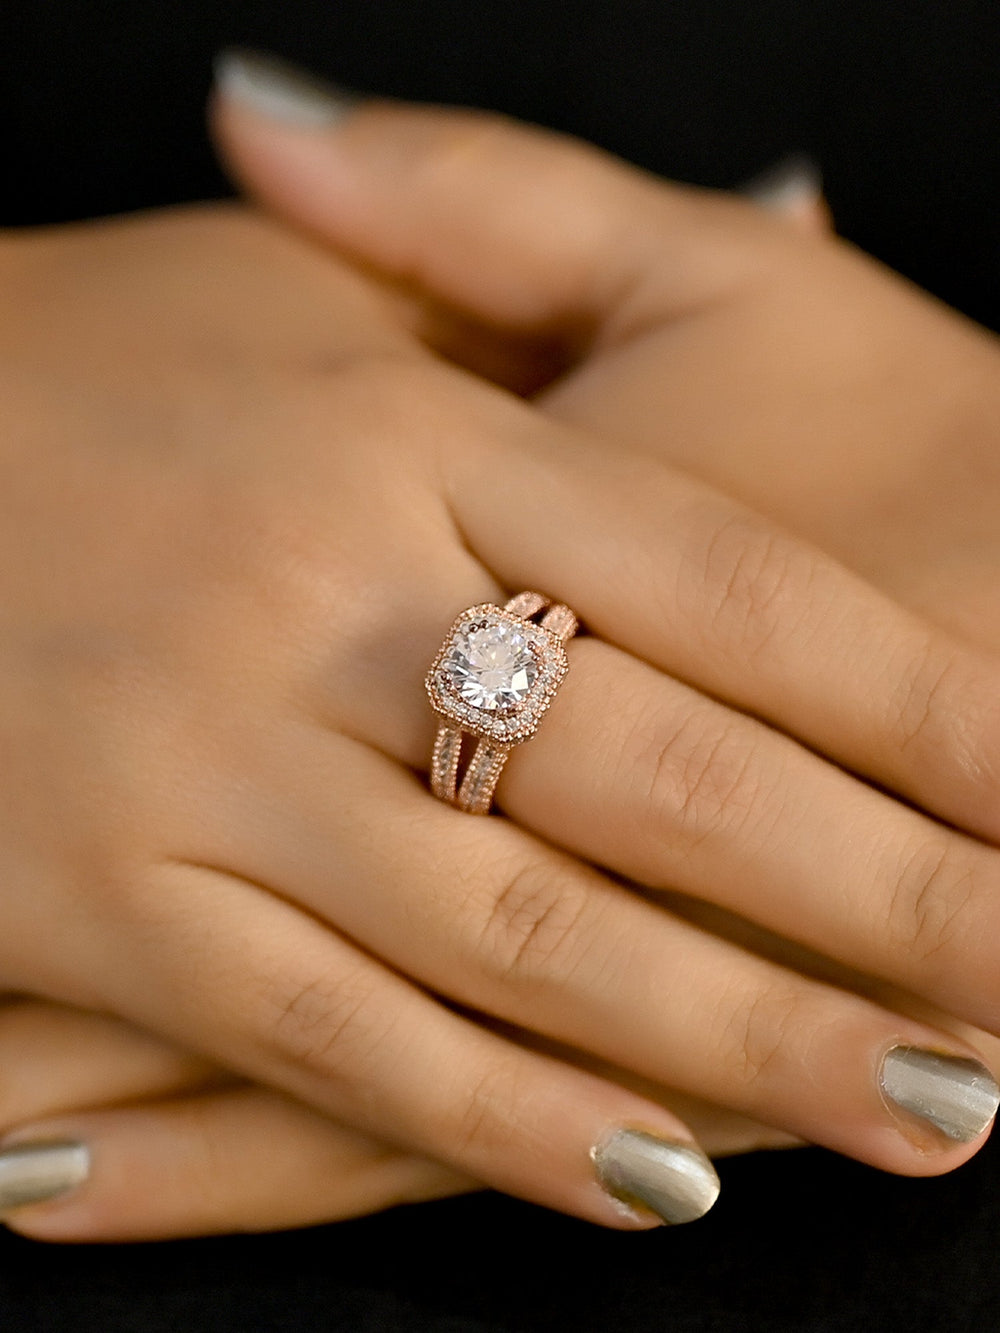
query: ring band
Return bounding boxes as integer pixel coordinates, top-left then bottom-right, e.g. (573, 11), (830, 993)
(426, 591), (579, 814)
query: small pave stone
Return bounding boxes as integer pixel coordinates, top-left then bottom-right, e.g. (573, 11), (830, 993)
(442, 622), (538, 712)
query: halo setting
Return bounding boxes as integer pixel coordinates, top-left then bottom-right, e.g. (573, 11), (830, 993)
(426, 604), (569, 746)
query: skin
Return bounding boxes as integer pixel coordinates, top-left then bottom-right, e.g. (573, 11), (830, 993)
(5, 98), (1000, 1242)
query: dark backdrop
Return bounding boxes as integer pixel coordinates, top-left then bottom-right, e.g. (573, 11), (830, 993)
(3, 3), (1000, 1330)
(6, 0), (1000, 332)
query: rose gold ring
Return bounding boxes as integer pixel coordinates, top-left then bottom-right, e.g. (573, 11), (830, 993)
(425, 591), (579, 815)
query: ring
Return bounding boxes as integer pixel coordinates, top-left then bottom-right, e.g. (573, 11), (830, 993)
(426, 591), (579, 814)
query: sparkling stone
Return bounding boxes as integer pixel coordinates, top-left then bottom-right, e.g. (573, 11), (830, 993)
(442, 621), (538, 711)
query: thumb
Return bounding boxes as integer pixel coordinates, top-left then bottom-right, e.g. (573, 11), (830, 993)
(210, 49), (800, 356)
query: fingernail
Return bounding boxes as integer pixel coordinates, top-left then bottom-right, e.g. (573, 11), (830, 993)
(741, 153), (822, 213)
(880, 1046), (1000, 1144)
(213, 48), (362, 129)
(593, 1129), (720, 1225)
(0, 1141), (90, 1211)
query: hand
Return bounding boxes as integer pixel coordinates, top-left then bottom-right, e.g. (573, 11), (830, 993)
(212, 56), (1000, 1083)
(211, 51), (1000, 1001)
(213, 56), (1000, 1129)
(2, 146), (1000, 1243)
(2, 210), (783, 1242)
(217, 71), (1000, 652)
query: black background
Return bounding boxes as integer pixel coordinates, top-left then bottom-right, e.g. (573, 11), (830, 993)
(6, 0), (1000, 332)
(3, 3), (1000, 1329)
(3, 1141), (1000, 1331)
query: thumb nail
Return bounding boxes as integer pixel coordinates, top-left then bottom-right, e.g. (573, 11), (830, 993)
(213, 48), (362, 129)
(740, 153), (823, 214)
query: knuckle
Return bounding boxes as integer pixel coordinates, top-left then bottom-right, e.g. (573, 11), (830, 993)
(405, 112), (633, 310)
(719, 983), (805, 1090)
(33, 623), (158, 728)
(293, 343), (437, 415)
(887, 841), (979, 967)
(264, 968), (388, 1084)
(473, 859), (590, 987)
(409, 110), (529, 196)
(631, 703), (770, 852)
(888, 640), (961, 755)
(221, 487), (340, 633)
(213, 359), (445, 625)
(79, 862), (153, 930)
(690, 510), (821, 661)
(888, 642), (1000, 791)
(450, 1057), (526, 1161)
(409, 107), (607, 201)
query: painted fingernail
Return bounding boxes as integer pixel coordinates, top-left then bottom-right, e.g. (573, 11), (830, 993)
(880, 1046), (1000, 1144)
(740, 153), (822, 213)
(214, 48), (362, 129)
(0, 1141), (90, 1211)
(593, 1129), (720, 1225)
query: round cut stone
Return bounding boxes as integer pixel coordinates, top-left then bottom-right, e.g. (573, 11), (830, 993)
(442, 621), (538, 711)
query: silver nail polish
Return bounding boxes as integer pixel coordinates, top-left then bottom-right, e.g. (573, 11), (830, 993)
(880, 1046), (1000, 1143)
(593, 1129), (720, 1225)
(0, 1141), (90, 1211)
(740, 153), (823, 212)
(213, 48), (361, 129)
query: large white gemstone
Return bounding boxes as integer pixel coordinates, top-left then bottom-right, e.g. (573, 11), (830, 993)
(442, 621), (538, 711)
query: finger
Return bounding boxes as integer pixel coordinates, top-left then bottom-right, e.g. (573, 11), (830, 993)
(209, 61), (1000, 620)
(326, 585), (1000, 1046)
(514, 1029), (804, 1158)
(68, 852), (719, 1230)
(0, 1000), (219, 1127)
(0, 1086), (472, 1242)
(270, 347), (1000, 857)
(0, 1008), (793, 1241)
(434, 394), (1000, 848)
(296, 480), (1000, 1051)
(212, 67), (1000, 845)
(210, 53), (780, 355)
(0, 1056), (802, 1244)
(0, 1092), (804, 1244)
(496, 641), (1000, 1039)
(210, 56), (836, 400)
(237, 731), (999, 1175)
